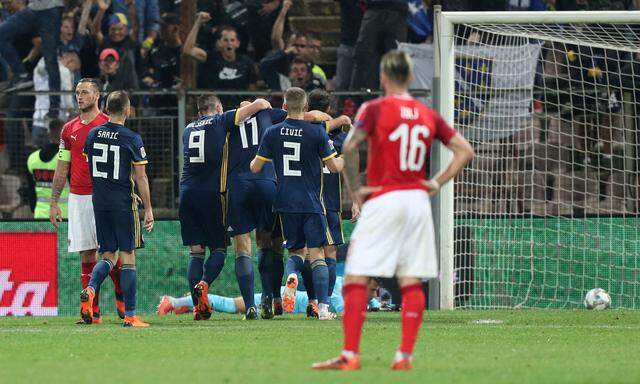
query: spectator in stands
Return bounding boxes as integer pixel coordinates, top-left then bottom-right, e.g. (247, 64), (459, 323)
(407, 0), (432, 43)
(58, 1), (92, 83)
(142, 13), (181, 89)
(350, 0), (408, 90)
(245, 0), (282, 60)
(26, 118), (69, 219)
(96, 12), (141, 80)
(0, 0), (63, 116)
(32, 44), (75, 147)
(110, 0), (161, 55)
(306, 32), (326, 81)
(261, 0), (324, 89)
(335, 0), (363, 91)
(141, 12), (181, 112)
(265, 57), (325, 91)
(0, 0), (41, 81)
(99, 48), (139, 94)
(184, 13), (258, 106)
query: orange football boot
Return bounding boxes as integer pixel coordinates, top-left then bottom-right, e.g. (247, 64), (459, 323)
(79, 288), (95, 324)
(193, 281), (212, 320)
(312, 355), (361, 371)
(282, 273), (298, 313)
(157, 296), (173, 316)
(391, 358), (413, 371)
(193, 307), (203, 321)
(123, 316), (150, 327)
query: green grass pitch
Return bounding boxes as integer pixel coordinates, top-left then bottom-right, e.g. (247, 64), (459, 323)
(1, 311), (639, 383)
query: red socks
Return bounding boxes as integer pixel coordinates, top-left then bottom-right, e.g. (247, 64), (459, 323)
(399, 283), (426, 355)
(342, 283), (368, 354)
(110, 258), (123, 299)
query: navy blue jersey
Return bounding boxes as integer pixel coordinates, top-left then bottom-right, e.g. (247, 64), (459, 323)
(84, 122), (148, 211)
(322, 128), (347, 212)
(180, 110), (236, 192)
(257, 118), (336, 214)
(228, 108), (287, 181)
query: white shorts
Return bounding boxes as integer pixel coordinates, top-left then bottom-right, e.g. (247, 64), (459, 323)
(345, 189), (438, 279)
(67, 193), (98, 253)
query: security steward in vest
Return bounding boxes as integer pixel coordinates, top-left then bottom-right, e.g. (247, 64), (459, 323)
(27, 118), (70, 219)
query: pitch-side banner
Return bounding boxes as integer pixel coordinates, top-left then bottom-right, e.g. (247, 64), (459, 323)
(399, 42), (541, 141)
(0, 232), (58, 316)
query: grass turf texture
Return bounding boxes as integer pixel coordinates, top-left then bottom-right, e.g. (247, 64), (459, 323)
(1, 311), (639, 383)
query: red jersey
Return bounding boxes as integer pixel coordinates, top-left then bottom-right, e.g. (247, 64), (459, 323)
(354, 94), (457, 199)
(59, 112), (109, 195)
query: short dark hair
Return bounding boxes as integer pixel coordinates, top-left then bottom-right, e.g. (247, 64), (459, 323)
(306, 32), (320, 42)
(197, 94), (222, 114)
(290, 58), (311, 70)
(77, 78), (101, 92)
(284, 87), (307, 113)
(217, 24), (238, 37)
(105, 90), (130, 116)
(49, 118), (64, 132)
(307, 89), (330, 113)
(160, 12), (180, 26)
(380, 50), (412, 85)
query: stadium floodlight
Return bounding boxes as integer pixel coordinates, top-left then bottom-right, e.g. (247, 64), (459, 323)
(433, 9), (640, 310)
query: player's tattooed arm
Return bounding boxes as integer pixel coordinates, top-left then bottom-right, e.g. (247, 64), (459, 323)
(49, 160), (70, 228)
(340, 147), (361, 221)
(342, 127), (374, 205)
(426, 134), (474, 196)
(133, 164), (154, 232)
(183, 12), (211, 63)
(236, 98), (271, 124)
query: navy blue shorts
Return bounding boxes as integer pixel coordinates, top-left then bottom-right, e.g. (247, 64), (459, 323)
(179, 189), (227, 249)
(94, 209), (143, 253)
(279, 213), (327, 250)
(325, 210), (344, 246)
(227, 178), (276, 237)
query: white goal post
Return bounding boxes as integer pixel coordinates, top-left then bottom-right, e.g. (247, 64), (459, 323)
(432, 9), (640, 310)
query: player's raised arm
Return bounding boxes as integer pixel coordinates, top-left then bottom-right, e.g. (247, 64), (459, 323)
(235, 98), (271, 125)
(427, 133), (474, 195)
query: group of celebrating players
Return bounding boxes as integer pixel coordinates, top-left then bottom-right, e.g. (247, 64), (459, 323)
(48, 49), (474, 370)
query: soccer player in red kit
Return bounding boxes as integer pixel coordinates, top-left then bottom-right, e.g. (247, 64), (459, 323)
(313, 51), (475, 370)
(49, 78), (125, 323)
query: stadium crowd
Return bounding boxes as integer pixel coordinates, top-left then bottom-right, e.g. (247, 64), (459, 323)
(0, 0), (638, 218)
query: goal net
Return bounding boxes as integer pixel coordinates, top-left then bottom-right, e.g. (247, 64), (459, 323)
(437, 12), (640, 309)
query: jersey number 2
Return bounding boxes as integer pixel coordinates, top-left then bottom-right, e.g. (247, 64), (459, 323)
(283, 142), (301, 176)
(92, 143), (120, 180)
(388, 123), (429, 171)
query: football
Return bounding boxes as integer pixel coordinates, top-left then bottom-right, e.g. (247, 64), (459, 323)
(584, 288), (612, 310)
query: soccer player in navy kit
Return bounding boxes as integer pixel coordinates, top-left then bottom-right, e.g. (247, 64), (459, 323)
(80, 91), (154, 327)
(301, 89), (358, 317)
(180, 94), (270, 320)
(226, 106), (288, 319)
(250, 87), (344, 320)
